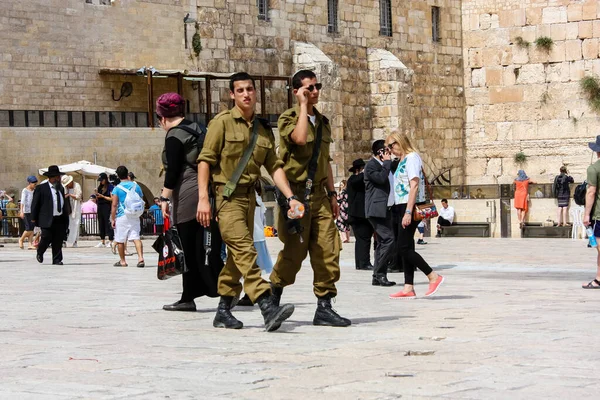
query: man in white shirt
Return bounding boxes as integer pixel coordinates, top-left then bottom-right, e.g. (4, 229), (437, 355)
(436, 199), (454, 237)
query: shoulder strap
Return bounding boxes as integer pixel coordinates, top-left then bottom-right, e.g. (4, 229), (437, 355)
(304, 121), (324, 201)
(170, 124), (206, 138)
(222, 120), (260, 199)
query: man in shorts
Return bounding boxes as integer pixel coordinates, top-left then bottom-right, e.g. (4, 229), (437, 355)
(110, 166), (145, 268)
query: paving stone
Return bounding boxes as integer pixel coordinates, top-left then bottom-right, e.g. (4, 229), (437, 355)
(0, 237), (599, 398)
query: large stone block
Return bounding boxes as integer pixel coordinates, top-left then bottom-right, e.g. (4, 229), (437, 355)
(565, 22), (580, 40)
(582, 39), (599, 60)
(565, 40), (583, 61)
(471, 68), (485, 87)
(486, 67), (503, 86)
(568, 3), (583, 22)
(489, 87), (524, 104)
(579, 21), (594, 38)
(517, 63), (545, 84)
(542, 7), (568, 24)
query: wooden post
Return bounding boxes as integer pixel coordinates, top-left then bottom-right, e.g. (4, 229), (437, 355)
(205, 76), (212, 122)
(177, 74), (183, 95)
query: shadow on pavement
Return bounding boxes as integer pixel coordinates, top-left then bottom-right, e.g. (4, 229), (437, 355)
(424, 295), (474, 300)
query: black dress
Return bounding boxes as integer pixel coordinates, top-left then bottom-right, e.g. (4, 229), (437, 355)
(163, 120), (223, 301)
(554, 174), (574, 208)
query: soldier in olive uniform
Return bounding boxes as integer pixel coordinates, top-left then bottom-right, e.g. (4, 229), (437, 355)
(197, 72), (303, 332)
(269, 69), (351, 327)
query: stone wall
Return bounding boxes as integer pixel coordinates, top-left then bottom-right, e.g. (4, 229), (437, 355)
(462, 0), (600, 185)
(0, 127), (164, 197)
(1, 0), (465, 184)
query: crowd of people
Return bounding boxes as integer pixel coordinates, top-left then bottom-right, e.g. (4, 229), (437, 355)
(4, 69), (599, 332)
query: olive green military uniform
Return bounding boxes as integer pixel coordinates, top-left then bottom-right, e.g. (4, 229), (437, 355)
(269, 106), (342, 298)
(197, 107), (283, 302)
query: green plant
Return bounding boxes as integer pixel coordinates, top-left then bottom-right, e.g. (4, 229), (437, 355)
(581, 76), (600, 112)
(514, 36), (530, 49)
(192, 22), (202, 58)
(515, 151), (528, 164)
(535, 36), (553, 52)
(540, 91), (551, 104)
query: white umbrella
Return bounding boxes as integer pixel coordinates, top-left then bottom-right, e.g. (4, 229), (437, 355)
(38, 160), (115, 177)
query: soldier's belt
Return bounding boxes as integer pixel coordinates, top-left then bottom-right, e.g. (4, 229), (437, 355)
(215, 184), (254, 197)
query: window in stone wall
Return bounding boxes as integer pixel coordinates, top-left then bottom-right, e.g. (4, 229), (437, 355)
(432, 6), (441, 42)
(327, 0), (338, 33)
(257, 0), (269, 21)
(379, 0), (392, 37)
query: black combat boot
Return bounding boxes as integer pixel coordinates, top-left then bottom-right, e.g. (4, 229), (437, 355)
(270, 284), (283, 307)
(313, 296), (351, 327)
(213, 296), (243, 329)
(257, 292), (294, 332)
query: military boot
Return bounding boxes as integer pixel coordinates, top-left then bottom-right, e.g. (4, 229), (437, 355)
(270, 284), (283, 307)
(313, 296), (351, 327)
(213, 296), (243, 329)
(257, 292), (294, 332)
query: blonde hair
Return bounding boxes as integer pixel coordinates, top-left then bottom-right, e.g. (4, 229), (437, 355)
(386, 130), (417, 155)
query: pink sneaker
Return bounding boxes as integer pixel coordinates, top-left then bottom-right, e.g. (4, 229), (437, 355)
(425, 275), (445, 297)
(389, 290), (416, 299)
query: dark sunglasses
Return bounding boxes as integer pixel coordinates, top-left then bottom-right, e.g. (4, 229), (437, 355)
(387, 141), (396, 149)
(306, 83), (323, 92)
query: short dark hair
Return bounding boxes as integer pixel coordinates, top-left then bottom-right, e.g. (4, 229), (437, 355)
(292, 70), (317, 90)
(229, 72), (255, 92)
(441, 198), (448, 203)
(116, 165), (129, 180)
(372, 139), (386, 155)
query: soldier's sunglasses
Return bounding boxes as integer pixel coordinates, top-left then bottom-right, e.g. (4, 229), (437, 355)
(306, 83), (323, 92)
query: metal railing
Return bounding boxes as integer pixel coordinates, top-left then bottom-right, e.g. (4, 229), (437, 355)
(0, 210), (164, 238)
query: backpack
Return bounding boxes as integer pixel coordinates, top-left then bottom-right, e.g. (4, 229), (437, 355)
(167, 124), (206, 170)
(574, 181), (587, 206)
(120, 182), (145, 219)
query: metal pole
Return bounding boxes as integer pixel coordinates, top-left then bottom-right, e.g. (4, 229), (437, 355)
(206, 77), (212, 122)
(260, 76), (266, 118)
(177, 74), (183, 95)
(147, 72), (154, 128)
(287, 77), (293, 109)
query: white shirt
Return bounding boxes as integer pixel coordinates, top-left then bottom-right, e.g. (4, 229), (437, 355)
(393, 152), (426, 205)
(253, 192), (267, 242)
(48, 181), (64, 216)
(308, 114), (316, 126)
(439, 205), (454, 223)
(21, 187), (34, 213)
(375, 158), (395, 207)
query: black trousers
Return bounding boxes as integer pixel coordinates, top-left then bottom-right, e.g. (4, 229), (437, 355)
(395, 203), (433, 285)
(97, 203), (113, 241)
(350, 217), (373, 269)
(177, 219), (224, 302)
(437, 216), (452, 234)
(369, 209), (394, 277)
(38, 217), (67, 264)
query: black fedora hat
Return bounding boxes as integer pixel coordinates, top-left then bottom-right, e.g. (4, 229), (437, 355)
(589, 135), (600, 152)
(43, 165), (64, 177)
(348, 159), (366, 172)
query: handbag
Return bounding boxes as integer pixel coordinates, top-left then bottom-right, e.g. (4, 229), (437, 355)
(413, 168), (439, 222)
(152, 217), (188, 280)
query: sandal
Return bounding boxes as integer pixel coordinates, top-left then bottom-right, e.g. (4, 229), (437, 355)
(113, 261), (128, 267)
(582, 279), (600, 289)
(136, 261), (145, 268)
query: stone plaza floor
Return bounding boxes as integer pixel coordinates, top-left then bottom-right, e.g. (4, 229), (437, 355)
(1, 236), (599, 399)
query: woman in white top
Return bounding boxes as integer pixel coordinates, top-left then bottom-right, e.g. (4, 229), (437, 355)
(18, 175), (38, 249)
(62, 175), (83, 247)
(386, 131), (444, 299)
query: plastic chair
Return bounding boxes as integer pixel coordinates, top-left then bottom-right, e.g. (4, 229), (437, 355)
(570, 205), (584, 240)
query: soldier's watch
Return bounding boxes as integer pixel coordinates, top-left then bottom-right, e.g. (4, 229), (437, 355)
(286, 195), (299, 205)
(326, 190), (337, 199)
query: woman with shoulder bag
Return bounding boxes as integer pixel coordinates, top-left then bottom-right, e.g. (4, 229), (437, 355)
(156, 93), (224, 312)
(385, 131), (444, 299)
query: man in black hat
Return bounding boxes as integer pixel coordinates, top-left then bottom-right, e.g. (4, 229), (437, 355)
(583, 136), (600, 289)
(346, 158), (374, 271)
(31, 165), (71, 265)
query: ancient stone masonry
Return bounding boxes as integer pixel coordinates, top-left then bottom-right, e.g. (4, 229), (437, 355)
(0, 0), (464, 195)
(463, 0), (600, 185)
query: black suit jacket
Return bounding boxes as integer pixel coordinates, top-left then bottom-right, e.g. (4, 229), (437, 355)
(347, 172), (366, 219)
(31, 181), (70, 228)
(364, 157), (393, 219)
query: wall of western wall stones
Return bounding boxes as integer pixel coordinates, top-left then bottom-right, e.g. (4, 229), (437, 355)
(462, 0), (600, 185)
(1, 0), (465, 189)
